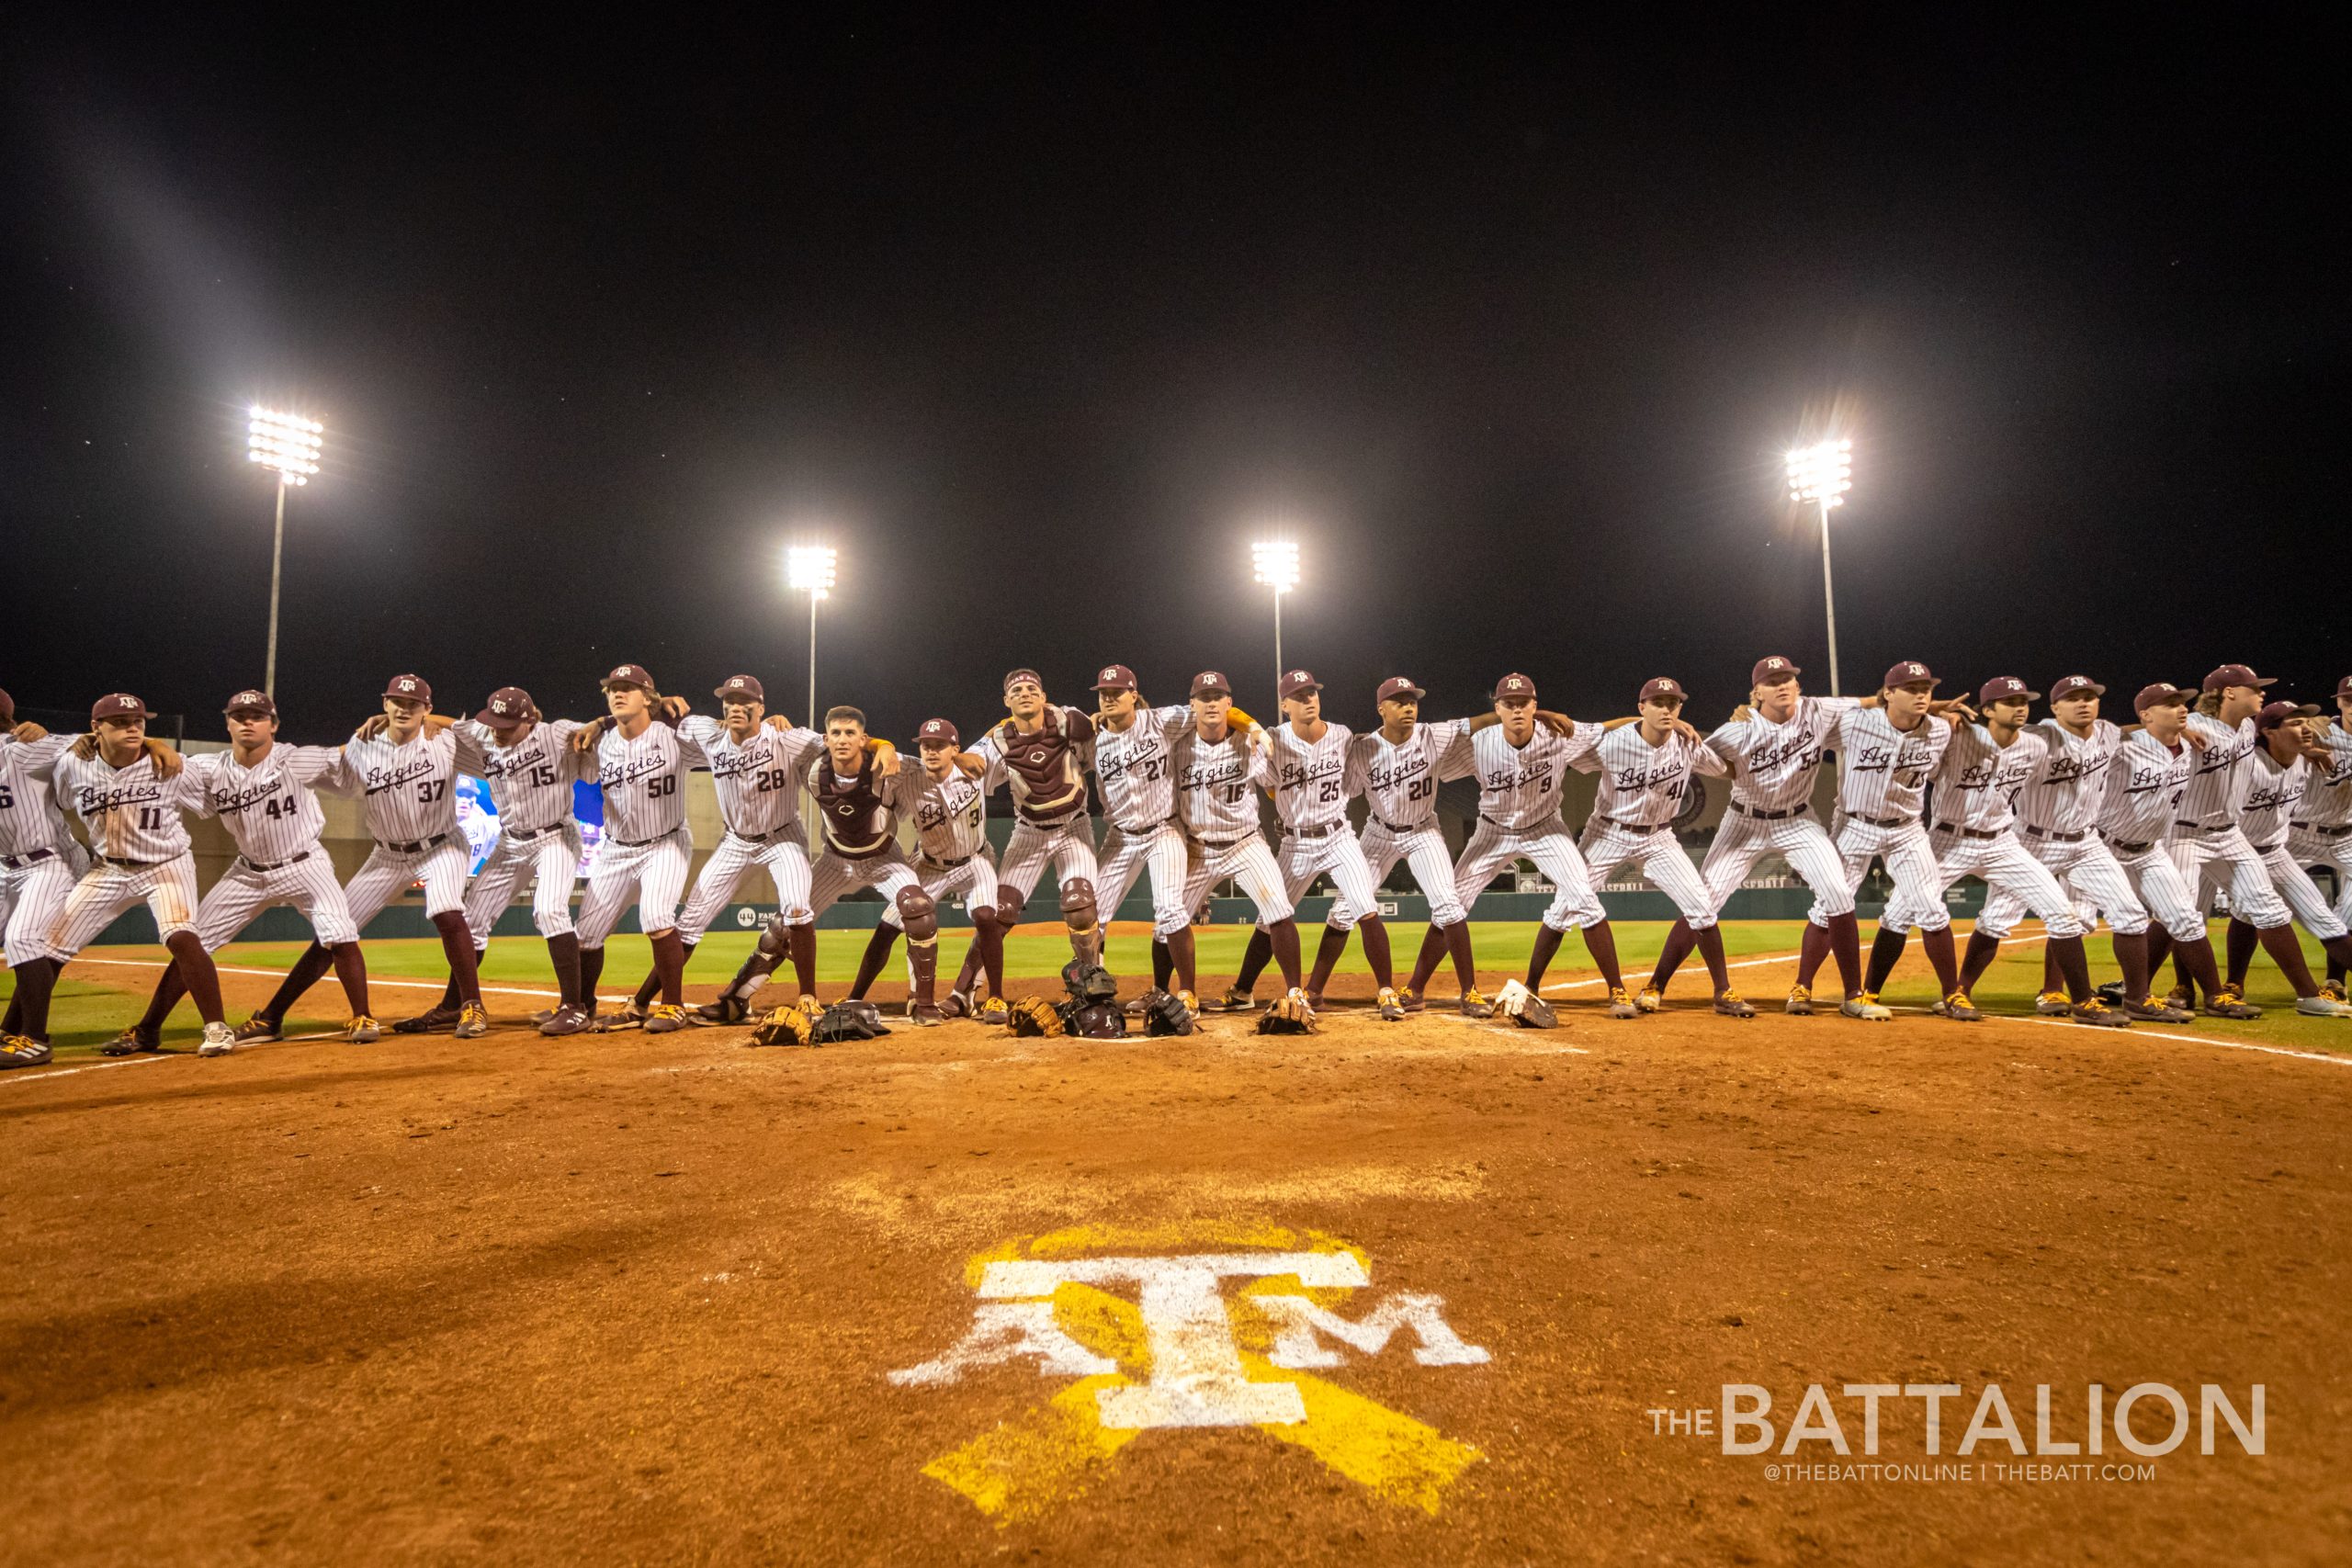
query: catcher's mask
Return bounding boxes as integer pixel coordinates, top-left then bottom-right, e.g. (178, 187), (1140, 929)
(1061, 960), (1118, 1005)
(1061, 1000), (1128, 1039)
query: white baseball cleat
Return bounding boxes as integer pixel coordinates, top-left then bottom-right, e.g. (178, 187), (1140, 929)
(1838, 994), (1893, 1021)
(198, 1021), (238, 1057)
(2293, 995), (2352, 1018)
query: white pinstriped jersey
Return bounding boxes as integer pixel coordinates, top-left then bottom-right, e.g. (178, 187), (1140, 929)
(1267, 721), (1358, 830)
(51, 747), (198, 861)
(1580, 724), (1728, 829)
(1705, 695), (1861, 813)
(595, 721), (706, 843)
(1931, 724), (2047, 833)
(906, 768), (989, 862)
(340, 727), (484, 844)
(2016, 718), (2122, 835)
(1174, 728), (1272, 840)
(459, 718), (582, 833)
(183, 745), (344, 862)
(679, 716), (820, 837)
(1348, 719), (1473, 830)
(2098, 730), (2195, 842)
(1830, 707), (1952, 821)
(2237, 749), (2307, 849)
(0, 734), (78, 859)
(2178, 712), (2257, 827)
(1090, 705), (1191, 829)
(1467, 724), (1598, 831)
(2296, 727), (2352, 829)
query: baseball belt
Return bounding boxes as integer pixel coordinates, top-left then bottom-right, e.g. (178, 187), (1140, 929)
(1952, 827), (2005, 841)
(2024, 826), (2086, 842)
(2250, 839), (2288, 857)
(2292, 820), (2352, 839)
(239, 849), (312, 873)
(2171, 821), (2214, 837)
(377, 832), (452, 854)
(1477, 812), (1567, 832)
(921, 852), (976, 870)
(1730, 802), (1809, 820)
(1287, 822), (1340, 839)
(101, 854), (164, 868)
(1594, 816), (1668, 834)
(1851, 814), (1917, 829)
(1195, 834), (1254, 850)
(503, 822), (570, 842)
(0, 848), (57, 870)
(2104, 835), (2157, 855)
(1112, 817), (1176, 836)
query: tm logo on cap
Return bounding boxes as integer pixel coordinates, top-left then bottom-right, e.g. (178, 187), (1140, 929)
(1766, 659), (1786, 671)
(1905, 663), (1925, 677)
(396, 678), (417, 693)
(611, 666), (630, 680)
(1100, 668), (1118, 682)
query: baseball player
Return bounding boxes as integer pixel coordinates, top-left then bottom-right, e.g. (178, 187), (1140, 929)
(34, 694), (236, 1057)
(2214, 701), (2352, 1015)
(1580, 678), (1753, 1017)
(1448, 673), (1640, 1018)
(109, 690), (379, 1050)
(2095, 683), (2257, 1019)
(1218, 671), (1404, 1019)
(2, 694), (96, 1065)
(561, 664), (707, 1032)
(1351, 678), (1483, 1010)
(853, 719), (1005, 1019)
(2287, 674), (2352, 998)
(2160, 664), (2333, 1012)
(618, 675), (825, 1022)
(967, 670), (1103, 968)
(244, 673), (492, 1041)
(711, 707), (934, 1019)
(1644, 656), (1878, 1017)
(435, 687), (594, 1034)
(1971, 675), (2176, 1020)
(1168, 670), (1310, 1010)
(1085, 664), (1225, 1014)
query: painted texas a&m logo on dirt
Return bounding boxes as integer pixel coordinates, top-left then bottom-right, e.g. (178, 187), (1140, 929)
(888, 1222), (1488, 1524)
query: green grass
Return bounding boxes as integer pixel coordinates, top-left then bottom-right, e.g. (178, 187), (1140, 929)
(11, 920), (2347, 1059)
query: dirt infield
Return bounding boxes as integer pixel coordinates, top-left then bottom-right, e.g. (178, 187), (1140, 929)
(6, 977), (2349, 1563)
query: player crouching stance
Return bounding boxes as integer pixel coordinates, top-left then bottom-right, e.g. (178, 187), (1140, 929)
(1171, 671), (1313, 1026)
(37, 695), (237, 1057)
(1453, 673), (1641, 1018)
(1579, 679), (1754, 1017)
(957, 670), (1104, 999)
(115, 691), (378, 1049)
(848, 719), (1004, 1021)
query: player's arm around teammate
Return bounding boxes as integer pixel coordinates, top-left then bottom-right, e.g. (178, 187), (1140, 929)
(0, 692), (107, 1066)
(2285, 675), (2352, 998)
(1082, 667), (1204, 1011)
(969, 671), (1105, 973)
(1168, 671), (1312, 1011)
(2218, 702), (2352, 1017)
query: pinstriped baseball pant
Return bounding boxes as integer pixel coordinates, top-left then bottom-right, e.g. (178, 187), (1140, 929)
(886, 850), (999, 929)
(1880, 829), (2086, 939)
(1699, 807), (1855, 918)
(464, 825), (582, 946)
(1578, 821), (1716, 928)
(1096, 821), (1193, 936)
(345, 840), (471, 926)
(2287, 826), (2352, 929)
(194, 852), (361, 949)
(1977, 832), (2151, 939)
(2256, 841), (2348, 941)
(1273, 826), (1383, 931)
(1452, 818), (1603, 933)
(675, 830), (815, 941)
(1359, 820), (1466, 926)
(576, 828), (692, 947)
(1180, 833), (1295, 925)
(2169, 825), (2293, 929)
(997, 818), (1100, 908)
(2, 852), (80, 964)
(47, 852), (201, 957)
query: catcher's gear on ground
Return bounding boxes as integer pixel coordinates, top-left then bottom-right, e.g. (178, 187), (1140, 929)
(750, 1006), (817, 1047)
(696, 994), (751, 1025)
(1140, 987), (1196, 1037)
(1007, 997), (1065, 1036)
(812, 1000), (890, 1043)
(1060, 960), (1118, 1005)
(1256, 990), (1316, 1034)
(1495, 979), (1557, 1029)
(1059, 1000), (1128, 1039)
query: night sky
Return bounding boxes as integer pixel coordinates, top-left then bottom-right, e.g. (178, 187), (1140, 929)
(6, 17), (2340, 744)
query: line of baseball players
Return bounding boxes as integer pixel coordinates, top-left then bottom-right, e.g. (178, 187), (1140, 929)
(4, 652), (2347, 1066)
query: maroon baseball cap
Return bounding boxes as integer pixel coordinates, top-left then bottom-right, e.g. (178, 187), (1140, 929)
(1190, 670), (1233, 698)
(1977, 676), (2039, 705)
(600, 663), (655, 692)
(1003, 667), (1044, 693)
(2338, 674), (2352, 702)
(2202, 663), (2276, 694)
(2256, 700), (2320, 731)
(713, 674), (765, 704)
(1751, 656), (1801, 686)
(916, 717), (960, 747)
(1278, 669), (1322, 700)
(1493, 672), (1537, 702)
(1375, 676), (1426, 703)
(0, 687), (12, 722)
(91, 693), (152, 723)
(2133, 682), (2192, 714)
(383, 673), (432, 705)
(475, 686), (536, 726)
(1091, 664), (1137, 693)
(2049, 675), (2107, 701)
(1883, 660), (1938, 690)
(223, 688), (277, 718)
(1638, 677), (1688, 705)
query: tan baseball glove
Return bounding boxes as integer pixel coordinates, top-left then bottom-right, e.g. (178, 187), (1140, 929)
(1256, 993), (1316, 1034)
(1006, 997), (1065, 1037)
(750, 1005), (817, 1047)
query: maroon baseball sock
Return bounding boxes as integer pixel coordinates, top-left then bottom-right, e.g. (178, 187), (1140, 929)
(1961, 931), (2003, 993)
(1580, 919), (1626, 993)
(1405, 923), (1444, 995)
(2226, 919), (2261, 989)
(1695, 926), (1732, 994)
(1165, 926), (1196, 995)
(431, 913), (482, 1006)
(650, 930), (687, 1006)
(1267, 919), (1304, 991)
(1358, 914), (1395, 990)
(165, 931), (225, 1025)
(2112, 931), (2151, 1005)
(1862, 926), (1909, 995)
(1233, 929), (1275, 995)
(1649, 918), (1698, 993)
(1444, 919), (1479, 992)
(331, 942), (372, 1017)
(547, 932), (582, 1007)
(1525, 923), (1566, 988)
(850, 923), (899, 999)
(1306, 925), (1350, 997)
(9, 958), (60, 1042)
(2257, 924), (2320, 997)
(1920, 925), (1961, 996)
(1794, 920), (1831, 990)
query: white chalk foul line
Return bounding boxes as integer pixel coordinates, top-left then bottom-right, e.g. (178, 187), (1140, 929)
(1539, 932), (2055, 994)
(71, 956), (561, 1001)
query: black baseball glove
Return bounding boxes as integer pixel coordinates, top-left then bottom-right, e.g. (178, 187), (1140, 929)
(812, 1000), (890, 1043)
(1140, 987), (1195, 1037)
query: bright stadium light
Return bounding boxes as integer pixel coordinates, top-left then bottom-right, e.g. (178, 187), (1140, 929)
(1252, 540), (1301, 698)
(1785, 438), (1854, 696)
(786, 544), (838, 723)
(246, 406), (325, 698)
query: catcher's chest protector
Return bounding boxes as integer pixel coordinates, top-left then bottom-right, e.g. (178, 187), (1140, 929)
(813, 760), (895, 855)
(1000, 707), (1091, 820)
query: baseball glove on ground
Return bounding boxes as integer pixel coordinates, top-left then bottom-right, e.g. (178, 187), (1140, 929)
(1256, 993), (1316, 1034)
(812, 1000), (890, 1043)
(1059, 1000), (1128, 1039)
(1495, 979), (1558, 1029)
(750, 1006), (816, 1047)
(1140, 987), (1195, 1037)
(1006, 997), (1066, 1037)
(1061, 960), (1118, 1005)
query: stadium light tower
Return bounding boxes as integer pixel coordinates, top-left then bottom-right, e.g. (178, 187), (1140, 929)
(1785, 439), (1854, 696)
(786, 544), (837, 723)
(246, 406), (324, 698)
(1251, 540), (1301, 699)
